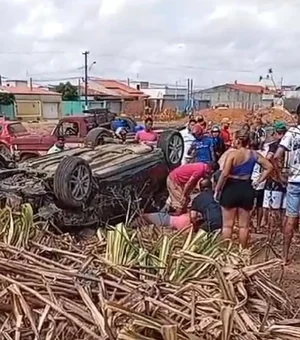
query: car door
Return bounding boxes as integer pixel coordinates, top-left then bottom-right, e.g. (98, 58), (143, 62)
(56, 121), (84, 149)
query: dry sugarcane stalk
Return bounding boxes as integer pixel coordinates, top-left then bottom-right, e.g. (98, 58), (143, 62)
(0, 207), (299, 339)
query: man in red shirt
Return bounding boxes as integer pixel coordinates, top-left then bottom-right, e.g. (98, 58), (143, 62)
(135, 117), (158, 144)
(220, 117), (232, 150)
(166, 162), (219, 214)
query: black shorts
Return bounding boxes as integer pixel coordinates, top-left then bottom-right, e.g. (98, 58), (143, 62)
(220, 178), (255, 210)
(255, 189), (264, 208)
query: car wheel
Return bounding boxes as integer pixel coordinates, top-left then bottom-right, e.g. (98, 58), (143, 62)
(85, 127), (114, 146)
(53, 156), (92, 209)
(157, 129), (184, 169)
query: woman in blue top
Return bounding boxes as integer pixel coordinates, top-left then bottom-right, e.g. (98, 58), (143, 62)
(214, 129), (272, 248)
(187, 125), (215, 164)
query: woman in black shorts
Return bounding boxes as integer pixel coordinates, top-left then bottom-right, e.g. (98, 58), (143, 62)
(214, 129), (272, 247)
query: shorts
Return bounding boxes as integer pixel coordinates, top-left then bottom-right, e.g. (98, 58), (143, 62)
(263, 190), (285, 210)
(255, 189), (264, 208)
(286, 182), (300, 218)
(220, 178), (255, 210)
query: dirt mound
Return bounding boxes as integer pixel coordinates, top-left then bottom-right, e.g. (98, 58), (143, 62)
(255, 107), (296, 125)
(194, 106), (296, 126)
(195, 108), (250, 126)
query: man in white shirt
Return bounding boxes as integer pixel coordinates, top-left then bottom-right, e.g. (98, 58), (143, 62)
(47, 137), (66, 155)
(251, 142), (268, 233)
(274, 125), (300, 264)
(180, 118), (196, 164)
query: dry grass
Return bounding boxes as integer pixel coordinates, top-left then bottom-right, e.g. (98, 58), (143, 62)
(0, 206), (298, 339)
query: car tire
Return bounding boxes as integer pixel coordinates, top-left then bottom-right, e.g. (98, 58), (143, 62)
(157, 129), (184, 169)
(85, 127), (113, 146)
(53, 156), (92, 209)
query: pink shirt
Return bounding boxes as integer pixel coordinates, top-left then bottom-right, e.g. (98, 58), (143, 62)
(135, 130), (158, 142)
(169, 163), (209, 186)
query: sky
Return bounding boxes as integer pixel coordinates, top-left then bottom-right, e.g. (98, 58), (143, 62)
(1, 0), (300, 88)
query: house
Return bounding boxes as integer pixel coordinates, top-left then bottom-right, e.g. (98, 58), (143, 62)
(127, 81), (209, 113)
(193, 83), (273, 110)
(0, 84), (62, 121)
(81, 78), (148, 115)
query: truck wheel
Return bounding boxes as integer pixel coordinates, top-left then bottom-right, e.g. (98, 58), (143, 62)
(53, 156), (92, 209)
(157, 129), (184, 169)
(85, 127), (113, 146)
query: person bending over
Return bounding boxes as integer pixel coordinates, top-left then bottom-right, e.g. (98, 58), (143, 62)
(190, 178), (222, 233)
(166, 161), (219, 214)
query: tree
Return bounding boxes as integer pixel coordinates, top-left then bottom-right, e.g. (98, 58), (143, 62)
(55, 82), (79, 101)
(0, 92), (15, 105)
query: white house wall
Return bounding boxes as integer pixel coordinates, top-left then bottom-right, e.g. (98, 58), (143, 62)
(194, 86), (262, 109)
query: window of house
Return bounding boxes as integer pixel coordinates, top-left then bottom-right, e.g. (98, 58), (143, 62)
(58, 122), (80, 137)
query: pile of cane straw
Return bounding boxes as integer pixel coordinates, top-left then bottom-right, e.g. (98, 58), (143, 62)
(0, 205), (299, 340)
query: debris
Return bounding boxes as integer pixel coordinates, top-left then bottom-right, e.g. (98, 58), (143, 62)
(0, 212), (299, 339)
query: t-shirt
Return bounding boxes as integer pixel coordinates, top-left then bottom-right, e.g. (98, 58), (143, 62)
(220, 129), (231, 146)
(47, 145), (63, 154)
(169, 163), (209, 186)
(135, 130), (158, 142)
(265, 139), (286, 192)
(191, 136), (214, 163)
(180, 128), (195, 164)
(251, 149), (267, 190)
(191, 190), (222, 232)
(279, 126), (300, 183)
(212, 136), (226, 159)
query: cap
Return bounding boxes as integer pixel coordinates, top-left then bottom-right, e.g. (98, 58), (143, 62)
(221, 117), (231, 124)
(211, 125), (220, 132)
(191, 124), (203, 136)
(274, 121), (287, 131)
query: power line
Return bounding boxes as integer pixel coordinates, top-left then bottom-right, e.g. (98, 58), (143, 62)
(0, 50), (75, 55)
(29, 66), (84, 77)
(95, 53), (256, 73)
(33, 76), (81, 82)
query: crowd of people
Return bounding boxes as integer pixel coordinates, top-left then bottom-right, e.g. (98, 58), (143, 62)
(157, 114), (299, 266)
(47, 114), (300, 265)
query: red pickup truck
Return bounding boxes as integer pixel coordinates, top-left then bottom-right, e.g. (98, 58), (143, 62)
(0, 114), (122, 161)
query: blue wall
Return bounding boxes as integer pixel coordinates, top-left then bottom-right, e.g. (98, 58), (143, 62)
(62, 101), (86, 116)
(0, 104), (15, 119)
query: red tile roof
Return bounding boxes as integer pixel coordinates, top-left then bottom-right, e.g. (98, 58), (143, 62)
(227, 83), (265, 94)
(84, 78), (148, 98)
(0, 86), (60, 96)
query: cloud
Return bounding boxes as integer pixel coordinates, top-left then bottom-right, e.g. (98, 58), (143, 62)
(1, 0), (300, 88)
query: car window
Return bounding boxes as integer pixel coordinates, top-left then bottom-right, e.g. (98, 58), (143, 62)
(58, 122), (80, 137)
(8, 123), (28, 135)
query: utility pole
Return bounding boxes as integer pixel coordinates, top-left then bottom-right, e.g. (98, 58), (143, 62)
(83, 51), (90, 110)
(0, 75), (2, 86)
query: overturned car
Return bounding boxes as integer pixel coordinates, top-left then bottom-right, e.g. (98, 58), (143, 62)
(0, 130), (184, 227)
